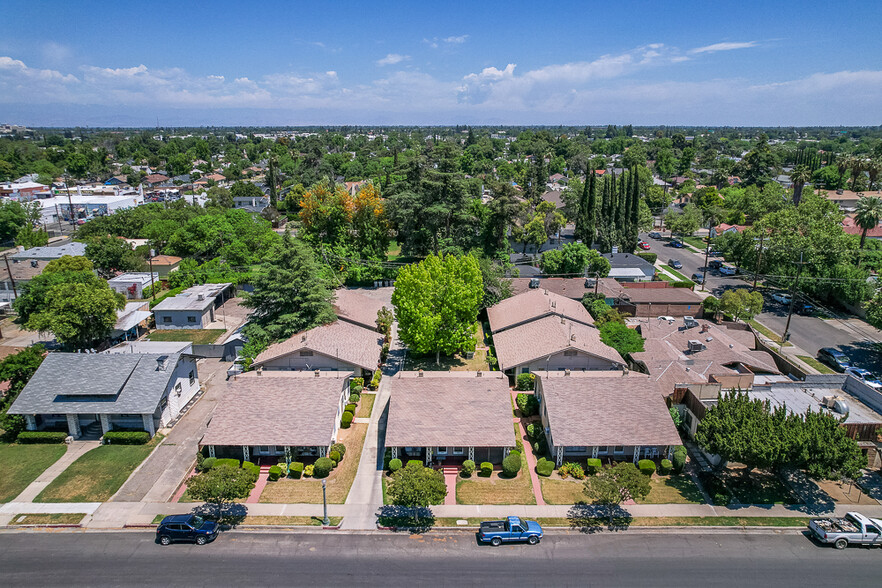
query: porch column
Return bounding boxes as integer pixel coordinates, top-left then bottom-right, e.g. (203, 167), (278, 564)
(591, 446), (598, 459)
(284, 446), (292, 466)
(66, 414), (81, 439)
(24, 415), (36, 431)
(555, 446), (564, 467)
(666, 446), (673, 460)
(242, 445), (250, 462)
(99, 414), (110, 435)
(468, 447), (474, 462)
(633, 446), (641, 464)
(425, 447), (432, 466)
(390, 447), (398, 460)
(141, 414), (155, 437)
(208, 445), (216, 458)
(504, 447), (511, 458)
(318, 446), (327, 458)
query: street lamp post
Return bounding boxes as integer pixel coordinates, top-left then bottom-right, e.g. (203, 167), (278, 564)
(321, 478), (330, 526)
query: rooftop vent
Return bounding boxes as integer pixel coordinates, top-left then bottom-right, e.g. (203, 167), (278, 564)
(30, 260), (38, 268)
(314, 369), (320, 378)
(418, 369), (424, 377)
(476, 370), (482, 377)
(197, 293), (205, 301)
(684, 316), (698, 329)
(529, 277), (540, 289)
(257, 365), (263, 376)
(564, 369), (571, 377)
(156, 355), (169, 371)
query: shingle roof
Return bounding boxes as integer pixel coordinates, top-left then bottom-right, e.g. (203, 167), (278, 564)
(253, 320), (382, 370)
(492, 315), (624, 371)
(0, 258), (50, 282)
(487, 289), (594, 334)
(200, 373), (348, 447)
(8, 353), (185, 415)
(602, 253), (656, 274)
(385, 372), (515, 448)
(333, 288), (393, 331)
(616, 287), (703, 305)
(537, 371), (681, 447)
(510, 277), (625, 300)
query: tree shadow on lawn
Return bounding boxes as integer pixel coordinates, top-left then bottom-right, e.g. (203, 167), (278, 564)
(191, 502), (248, 531)
(376, 505), (435, 534)
(566, 503), (632, 534)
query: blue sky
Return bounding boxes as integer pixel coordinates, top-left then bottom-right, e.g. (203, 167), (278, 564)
(2, 0), (881, 126)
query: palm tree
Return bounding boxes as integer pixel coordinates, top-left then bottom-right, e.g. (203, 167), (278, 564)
(865, 158), (882, 191)
(847, 156), (865, 191)
(855, 196), (882, 249)
(789, 164), (812, 205)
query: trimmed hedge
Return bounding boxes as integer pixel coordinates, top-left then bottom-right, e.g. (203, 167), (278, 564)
(526, 422), (542, 440)
(201, 457), (217, 471)
(103, 430), (150, 445)
(635, 251), (657, 264)
(536, 458), (554, 477)
(586, 458), (602, 475)
(532, 437), (548, 457)
(242, 461), (260, 476)
(341, 412), (353, 428)
(406, 459), (423, 469)
(314, 457), (334, 478)
(638, 459), (656, 476)
(215, 458), (240, 469)
(516, 373), (536, 391)
(329, 450), (342, 463)
(350, 377), (364, 392)
(516, 393), (539, 416)
(671, 280), (696, 288)
(289, 462), (304, 478)
(479, 462), (493, 477)
(16, 431), (68, 444)
(349, 393), (360, 404)
(368, 370), (382, 391)
(345, 403), (357, 413)
(672, 450), (686, 474)
(659, 459), (673, 475)
(502, 451), (520, 477)
(461, 460), (476, 477)
(331, 443), (346, 459)
(268, 465), (282, 481)
(389, 458), (402, 472)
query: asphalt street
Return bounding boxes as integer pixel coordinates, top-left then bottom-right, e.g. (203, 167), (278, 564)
(641, 232), (882, 373)
(0, 530), (880, 587)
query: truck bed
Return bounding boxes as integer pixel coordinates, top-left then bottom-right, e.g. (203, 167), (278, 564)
(811, 517), (860, 533)
(480, 521), (506, 532)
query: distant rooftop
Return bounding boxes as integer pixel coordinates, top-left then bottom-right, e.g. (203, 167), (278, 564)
(11, 242), (86, 261)
(152, 283), (232, 312)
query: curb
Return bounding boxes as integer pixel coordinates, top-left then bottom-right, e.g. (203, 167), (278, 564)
(1, 524), (83, 529)
(377, 525), (807, 534)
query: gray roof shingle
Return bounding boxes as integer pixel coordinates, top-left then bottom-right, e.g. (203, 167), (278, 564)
(8, 352), (186, 415)
(385, 372), (516, 448)
(487, 289), (594, 334)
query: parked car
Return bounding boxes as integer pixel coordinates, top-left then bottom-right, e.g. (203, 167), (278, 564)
(156, 514), (218, 546)
(667, 259), (683, 269)
(845, 367), (882, 389)
(708, 260), (723, 270)
(797, 303), (816, 315)
(648, 231), (661, 239)
(478, 516), (543, 546)
(691, 272), (704, 284)
(637, 241), (651, 250)
(770, 292), (792, 304)
(817, 347), (851, 372)
(808, 512), (882, 549)
(670, 240), (685, 248)
(719, 264), (737, 276)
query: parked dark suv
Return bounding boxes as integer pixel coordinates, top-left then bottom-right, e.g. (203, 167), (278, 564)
(156, 514), (218, 546)
(817, 348), (851, 372)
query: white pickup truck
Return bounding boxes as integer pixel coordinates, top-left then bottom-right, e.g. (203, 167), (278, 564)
(808, 512), (882, 549)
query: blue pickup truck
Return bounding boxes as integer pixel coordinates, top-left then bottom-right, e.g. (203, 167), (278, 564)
(478, 516), (544, 546)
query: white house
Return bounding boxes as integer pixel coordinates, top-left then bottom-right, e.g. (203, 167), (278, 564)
(108, 272), (159, 299)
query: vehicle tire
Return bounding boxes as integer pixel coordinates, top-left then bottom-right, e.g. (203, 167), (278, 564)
(528, 535), (539, 545)
(159, 536), (171, 546)
(490, 537), (502, 547)
(195, 535), (207, 546)
(834, 538), (848, 550)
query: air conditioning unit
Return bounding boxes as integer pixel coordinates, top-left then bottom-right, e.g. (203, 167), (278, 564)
(684, 316), (698, 328)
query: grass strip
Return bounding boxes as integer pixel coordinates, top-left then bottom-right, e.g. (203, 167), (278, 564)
(9, 513), (86, 525)
(662, 265), (691, 282)
(433, 516), (811, 528)
(796, 355), (836, 374)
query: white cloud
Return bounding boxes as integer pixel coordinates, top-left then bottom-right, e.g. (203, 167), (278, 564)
(443, 35), (469, 44)
(376, 53), (409, 66)
(689, 41), (757, 54)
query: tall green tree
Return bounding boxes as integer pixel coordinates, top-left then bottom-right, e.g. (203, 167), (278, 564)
(186, 464), (258, 519)
(583, 462), (651, 524)
(574, 170), (597, 246)
(27, 280), (126, 349)
(85, 235), (146, 278)
(0, 345), (46, 439)
(242, 233), (337, 345)
(854, 196), (882, 249)
(387, 461), (447, 520)
(718, 289), (764, 323)
(789, 164), (812, 206)
(391, 253), (482, 364)
(539, 242), (610, 276)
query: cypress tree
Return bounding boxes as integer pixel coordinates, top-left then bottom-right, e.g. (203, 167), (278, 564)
(628, 167), (640, 251)
(586, 170), (596, 247)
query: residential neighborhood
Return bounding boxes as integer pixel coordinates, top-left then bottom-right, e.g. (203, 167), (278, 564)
(2, 0), (882, 583)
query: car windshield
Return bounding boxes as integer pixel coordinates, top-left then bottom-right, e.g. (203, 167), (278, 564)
(192, 515), (204, 527)
(516, 517), (527, 529)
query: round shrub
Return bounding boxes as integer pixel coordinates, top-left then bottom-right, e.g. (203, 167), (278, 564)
(713, 493), (729, 506)
(479, 462), (493, 477)
(345, 403), (357, 414)
(329, 450), (342, 463)
(461, 460), (476, 477)
(349, 393), (360, 403)
(502, 452), (520, 477)
(672, 450), (687, 474)
(535, 458), (554, 477)
(532, 438), (548, 456)
(289, 462), (304, 478)
(586, 458), (602, 475)
(268, 465), (282, 481)
(659, 459), (673, 475)
(314, 457), (334, 478)
(303, 464), (314, 477)
(331, 443), (346, 458)
(516, 393), (539, 416)
(389, 458), (402, 472)
(214, 458), (240, 469)
(516, 372), (536, 391)
(638, 459), (656, 476)
(526, 422), (542, 440)
(341, 412), (353, 429)
(406, 459), (423, 468)
(201, 457), (217, 472)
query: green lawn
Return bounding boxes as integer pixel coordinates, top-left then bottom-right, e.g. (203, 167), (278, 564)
(0, 443), (68, 503)
(35, 439), (160, 503)
(147, 329), (226, 345)
(9, 513), (86, 525)
(747, 319), (792, 346)
(796, 355), (836, 374)
(662, 265), (692, 282)
(635, 475), (705, 504)
(682, 236), (708, 250)
(430, 516), (811, 528)
(356, 393), (376, 418)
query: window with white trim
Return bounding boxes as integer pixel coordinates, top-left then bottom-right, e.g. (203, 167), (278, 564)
(613, 446), (625, 454)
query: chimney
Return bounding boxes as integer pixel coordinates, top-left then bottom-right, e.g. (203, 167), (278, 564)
(418, 369), (424, 377)
(156, 356), (167, 371)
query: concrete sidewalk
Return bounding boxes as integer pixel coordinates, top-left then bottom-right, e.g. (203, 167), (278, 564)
(10, 441), (100, 503)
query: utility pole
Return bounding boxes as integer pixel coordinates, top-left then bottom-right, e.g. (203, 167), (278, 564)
(752, 231), (765, 292)
(781, 252), (807, 350)
(3, 255), (17, 298)
(321, 478), (330, 526)
(148, 248), (156, 301)
(701, 223), (712, 292)
(64, 174), (76, 236)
